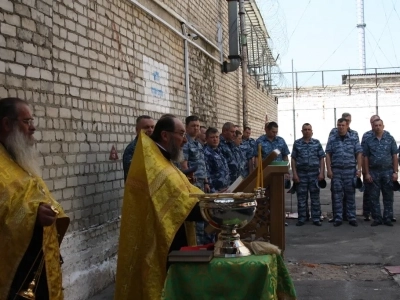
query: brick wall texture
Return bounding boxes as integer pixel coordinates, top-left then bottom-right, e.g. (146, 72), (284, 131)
(0, 0), (276, 298)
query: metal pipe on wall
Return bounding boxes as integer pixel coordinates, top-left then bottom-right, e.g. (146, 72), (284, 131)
(128, 0), (222, 65)
(223, 0), (241, 73)
(182, 24), (191, 116)
(239, 0), (248, 128)
(154, 0), (224, 62)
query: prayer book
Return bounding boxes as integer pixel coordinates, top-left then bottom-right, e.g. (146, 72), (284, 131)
(168, 250), (214, 263)
(226, 175), (244, 192)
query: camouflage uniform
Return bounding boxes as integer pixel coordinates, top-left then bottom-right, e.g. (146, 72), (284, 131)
(234, 145), (248, 178)
(329, 128), (360, 142)
(255, 135), (290, 161)
(363, 132), (398, 223)
(219, 135), (241, 185)
(204, 145), (230, 193)
(240, 138), (256, 160)
(183, 135), (208, 191)
(183, 135), (211, 245)
(326, 132), (362, 222)
(329, 127), (360, 219)
(240, 138), (256, 176)
(292, 138), (326, 223)
(122, 137), (138, 181)
(361, 130), (375, 218)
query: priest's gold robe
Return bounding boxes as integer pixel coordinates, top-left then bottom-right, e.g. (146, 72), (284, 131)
(0, 144), (69, 300)
(114, 132), (202, 300)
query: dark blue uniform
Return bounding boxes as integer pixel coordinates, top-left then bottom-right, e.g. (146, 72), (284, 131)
(292, 138), (326, 223)
(255, 135), (290, 161)
(219, 135), (241, 185)
(326, 132), (362, 222)
(234, 145), (248, 178)
(329, 127), (360, 219)
(240, 138), (256, 174)
(183, 135), (208, 190)
(363, 131), (398, 224)
(361, 130), (375, 218)
(204, 145), (230, 193)
(329, 128), (360, 142)
(123, 137), (138, 181)
(240, 138), (256, 160)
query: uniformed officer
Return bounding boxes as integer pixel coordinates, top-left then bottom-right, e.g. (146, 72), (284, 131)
(219, 122), (241, 185)
(240, 126), (257, 174)
(234, 130), (248, 178)
(122, 115), (155, 181)
(291, 123), (326, 226)
(326, 117), (363, 227)
(204, 127), (230, 192)
(197, 125), (207, 146)
(181, 116), (212, 245)
(360, 114), (381, 221)
(255, 121), (290, 162)
(363, 119), (398, 227)
(328, 112), (359, 222)
(181, 115), (210, 192)
(329, 112), (360, 142)
(256, 121), (290, 227)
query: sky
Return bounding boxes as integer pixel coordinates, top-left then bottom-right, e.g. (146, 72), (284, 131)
(257, 0), (400, 88)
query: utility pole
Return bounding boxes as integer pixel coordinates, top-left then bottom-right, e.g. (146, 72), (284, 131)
(239, 0), (248, 128)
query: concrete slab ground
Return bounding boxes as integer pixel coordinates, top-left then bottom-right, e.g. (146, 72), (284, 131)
(284, 178), (400, 299)
(89, 178), (400, 299)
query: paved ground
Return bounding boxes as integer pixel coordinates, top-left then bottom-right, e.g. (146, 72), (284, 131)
(89, 178), (400, 299)
(284, 178), (400, 299)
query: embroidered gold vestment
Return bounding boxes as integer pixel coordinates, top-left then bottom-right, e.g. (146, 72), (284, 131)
(0, 144), (69, 300)
(114, 133), (202, 300)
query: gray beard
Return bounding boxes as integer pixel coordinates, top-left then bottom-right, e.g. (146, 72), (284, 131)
(174, 149), (185, 163)
(5, 128), (41, 177)
(167, 139), (185, 163)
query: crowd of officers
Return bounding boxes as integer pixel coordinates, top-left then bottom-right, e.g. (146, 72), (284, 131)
(123, 112), (398, 241)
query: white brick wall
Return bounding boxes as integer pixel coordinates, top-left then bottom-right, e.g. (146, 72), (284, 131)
(275, 84), (400, 152)
(0, 0), (276, 298)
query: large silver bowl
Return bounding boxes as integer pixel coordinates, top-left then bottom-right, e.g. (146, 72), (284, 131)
(195, 193), (257, 258)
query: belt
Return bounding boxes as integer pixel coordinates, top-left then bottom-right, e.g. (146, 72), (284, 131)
(369, 166), (392, 171)
(331, 166), (356, 170)
(296, 167), (319, 172)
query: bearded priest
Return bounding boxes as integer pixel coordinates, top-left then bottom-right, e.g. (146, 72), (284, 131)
(0, 98), (69, 300)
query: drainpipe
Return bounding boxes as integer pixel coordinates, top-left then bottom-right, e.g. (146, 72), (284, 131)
(223, 0), (241, 73)
(182, 23), (191, 116)
(239, 0), (248, 128)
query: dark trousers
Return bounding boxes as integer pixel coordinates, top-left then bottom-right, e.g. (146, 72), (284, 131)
(365, 169), (394, 223)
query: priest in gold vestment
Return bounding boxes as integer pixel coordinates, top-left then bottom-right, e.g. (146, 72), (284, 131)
(0, 98), (69, 300)
(115, 116), (203, 300)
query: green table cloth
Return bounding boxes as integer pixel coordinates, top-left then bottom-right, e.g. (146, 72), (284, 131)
(162, 254), (296, 300)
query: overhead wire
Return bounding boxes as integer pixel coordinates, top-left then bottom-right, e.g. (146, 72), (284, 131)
(256, 0), (289, 87)
(392, 0), (400, 21)
(387, 0), (400, 66)
(298, 27), (356, 88)
(366, 27), (394, 68)
(287, 0), (312, 42)
(370, 0), (394, 64)
(365, 34), (380, 68)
